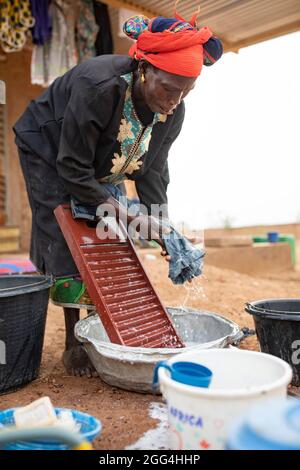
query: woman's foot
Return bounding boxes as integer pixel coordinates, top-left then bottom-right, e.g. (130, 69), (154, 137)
(62, 344), (98, 378)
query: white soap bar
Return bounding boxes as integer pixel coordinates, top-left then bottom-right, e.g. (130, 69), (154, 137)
(57, 410), (80, 432)
(14, 397), (58, 429)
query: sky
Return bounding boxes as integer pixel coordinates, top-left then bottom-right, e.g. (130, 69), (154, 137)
(167, 31), (300, 230)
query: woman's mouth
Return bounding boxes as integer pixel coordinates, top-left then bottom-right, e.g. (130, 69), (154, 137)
(159, 106), (174, 114)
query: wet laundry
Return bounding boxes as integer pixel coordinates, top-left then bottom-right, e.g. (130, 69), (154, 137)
(163, 228), (205, 284)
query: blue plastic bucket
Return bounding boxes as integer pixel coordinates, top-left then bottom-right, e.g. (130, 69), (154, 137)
(227, 399), (300, 450)
(267, 231), (279, 243)
(0, 408), (101, 450)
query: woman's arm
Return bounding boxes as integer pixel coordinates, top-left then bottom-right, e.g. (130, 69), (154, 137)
(135, 101), (185, 218)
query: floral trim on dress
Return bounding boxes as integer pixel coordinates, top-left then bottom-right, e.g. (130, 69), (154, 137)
(99, 72), (168, 185)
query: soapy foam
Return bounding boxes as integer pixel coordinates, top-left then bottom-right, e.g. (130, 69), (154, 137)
(125, 402), (169, 450)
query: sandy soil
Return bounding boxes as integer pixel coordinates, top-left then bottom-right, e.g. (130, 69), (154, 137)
(1, 243), (300, 449)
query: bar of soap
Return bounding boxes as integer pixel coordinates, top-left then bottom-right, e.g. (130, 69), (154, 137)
(14, 397), (58, 428)
(57, 410), (80, 432)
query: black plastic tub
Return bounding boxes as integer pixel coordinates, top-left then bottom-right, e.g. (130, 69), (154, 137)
(0, 275), (53, 395)
(245, 299), (300, 386)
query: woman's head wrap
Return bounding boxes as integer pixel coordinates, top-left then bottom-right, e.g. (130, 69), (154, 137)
(123, 5), (223, 78)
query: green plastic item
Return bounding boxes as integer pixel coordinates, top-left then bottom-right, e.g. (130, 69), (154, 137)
(50, 277), (94, 308)
(252, 234), (296, 265)
(252, 236), (268, 243)
(279, 235), (296, 266)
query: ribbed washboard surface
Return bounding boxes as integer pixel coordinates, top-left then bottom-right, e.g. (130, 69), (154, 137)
(54, 205), (184, 348)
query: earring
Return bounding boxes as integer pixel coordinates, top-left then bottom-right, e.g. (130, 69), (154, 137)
(141, 73), (146, 83)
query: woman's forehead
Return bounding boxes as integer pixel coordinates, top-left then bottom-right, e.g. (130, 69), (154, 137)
(152, 67), (196, 88)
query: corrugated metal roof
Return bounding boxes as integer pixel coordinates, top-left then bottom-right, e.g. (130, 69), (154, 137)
(103, 0), (300, 52)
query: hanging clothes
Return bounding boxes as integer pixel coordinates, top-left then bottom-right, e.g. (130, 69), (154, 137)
(31, 0), (77, 87)
(30, 0), (52, 45)
(93, 0), (113, 55)
(0, 0), (35, 53)
(75, 0), (99, 62)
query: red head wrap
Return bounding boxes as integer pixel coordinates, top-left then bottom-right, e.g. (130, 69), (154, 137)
(126, 6), (214, 77)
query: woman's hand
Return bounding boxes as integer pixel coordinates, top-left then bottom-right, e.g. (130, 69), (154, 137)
(129, 214), (170, 251)
(160, 248), (171, 263)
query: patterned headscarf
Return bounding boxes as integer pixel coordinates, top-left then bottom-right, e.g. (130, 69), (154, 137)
(123, 7), (223, 77)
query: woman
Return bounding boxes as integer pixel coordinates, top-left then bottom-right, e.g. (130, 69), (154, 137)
(13, 12), (223, 376)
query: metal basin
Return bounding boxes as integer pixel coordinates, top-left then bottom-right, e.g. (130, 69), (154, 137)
(75, 307), (241, 393)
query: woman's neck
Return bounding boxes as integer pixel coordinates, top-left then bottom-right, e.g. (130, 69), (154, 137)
(132, 69), (154, 126)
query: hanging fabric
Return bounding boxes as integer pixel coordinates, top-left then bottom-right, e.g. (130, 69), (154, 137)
(75, 0), (99, 62)
(93, 0), (113, 55)
(0, 0), (35, 53)
(31, 0), (78, 87)
(30, 0), (52, 45)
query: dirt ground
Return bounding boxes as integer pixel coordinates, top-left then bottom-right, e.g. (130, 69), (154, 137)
(1, 241), (300, 449)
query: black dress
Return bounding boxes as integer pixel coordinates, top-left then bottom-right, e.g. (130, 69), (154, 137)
(13, 55), (185, 278)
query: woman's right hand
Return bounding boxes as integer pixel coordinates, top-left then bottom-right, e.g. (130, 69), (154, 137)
(129, 214), (170, 247)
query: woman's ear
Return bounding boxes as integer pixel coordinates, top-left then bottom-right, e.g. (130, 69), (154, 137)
(143, 62), (156, 82)
(138, 60), (147, 75)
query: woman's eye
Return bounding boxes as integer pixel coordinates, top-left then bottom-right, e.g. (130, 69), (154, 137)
(163, 86), (176, 93)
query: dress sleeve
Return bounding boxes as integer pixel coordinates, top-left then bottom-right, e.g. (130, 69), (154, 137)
(135, 102), (185, 217)
(56, 75), (115, 204)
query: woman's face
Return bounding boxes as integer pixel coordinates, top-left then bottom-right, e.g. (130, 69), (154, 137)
(141, 63), (197, 114)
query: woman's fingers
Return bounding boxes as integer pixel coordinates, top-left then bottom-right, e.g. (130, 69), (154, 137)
(160, 250), (171, 262)
(161, 250), (171, 258)
(162, 226), (171, 235)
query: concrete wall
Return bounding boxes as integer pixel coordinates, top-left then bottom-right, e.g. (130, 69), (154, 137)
(206, 243), (293, 275)
(205, 224), (300, 240)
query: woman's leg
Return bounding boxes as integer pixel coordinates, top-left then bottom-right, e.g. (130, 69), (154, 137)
(17, 144), (96, 377)
(62, 307), (97, 378)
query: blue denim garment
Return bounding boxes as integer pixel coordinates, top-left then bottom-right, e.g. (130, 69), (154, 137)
(101, 183), (141, 216)
(70, 183), (139, 220)
(101, 183), (125, 202)
(162, 229), (205, 285)
(71, 183), (205, 284)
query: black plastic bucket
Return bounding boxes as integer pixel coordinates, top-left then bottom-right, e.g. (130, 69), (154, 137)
(0, 275), (53, 394)
(245, 299), (300, 386)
